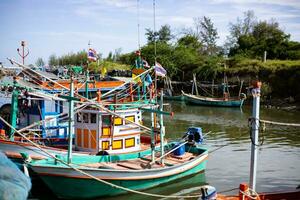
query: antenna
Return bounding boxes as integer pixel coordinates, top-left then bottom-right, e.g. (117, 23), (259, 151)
(153, 0), (157, 63)
(137, 0), (141, 51)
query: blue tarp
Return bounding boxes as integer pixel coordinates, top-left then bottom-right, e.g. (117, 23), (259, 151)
(0, 152), (31, 200)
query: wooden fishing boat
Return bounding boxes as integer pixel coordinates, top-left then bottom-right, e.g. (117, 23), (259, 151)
(164, 94), (185, 101)
(29, 142), (208, 199)
(182, 91), (245, 107)
(217, 183), (300, 200)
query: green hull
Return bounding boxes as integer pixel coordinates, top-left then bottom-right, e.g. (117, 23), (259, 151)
(183, 93), (244, 107)
(164, 95), (185, 101)
(39, 161), (207, 199)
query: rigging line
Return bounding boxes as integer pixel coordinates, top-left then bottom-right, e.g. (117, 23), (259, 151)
(259, 119), (300, 127)
(18, 103), (89, 134)
(0, 116), (208, 199)
(9, 59), (153, 132)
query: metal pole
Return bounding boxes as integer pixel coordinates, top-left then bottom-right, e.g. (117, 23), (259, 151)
(249, 81), (261, 192)
(9, 79), (19, 141)
(67, 76), (75, 164)
(159, 90), (165, 165)
(150, 87), (155, 162)
(85, 70), (89, 99)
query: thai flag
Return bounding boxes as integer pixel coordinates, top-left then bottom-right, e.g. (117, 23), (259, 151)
(154, 62), (167, 77)
(88, 48), (97, 61)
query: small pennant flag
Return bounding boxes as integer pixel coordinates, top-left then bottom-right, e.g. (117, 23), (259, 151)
(154, 62), (167, 77)
(142, 59), (150, 69)
(88, 48), (97, 61)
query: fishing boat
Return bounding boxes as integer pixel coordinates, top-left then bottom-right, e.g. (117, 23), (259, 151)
(182, 91), (245, 107)
(217, 183), (300, 200)
(28, 134), (208, 199)
(182, 68), (246, 108)
(26, 63), (209, 198)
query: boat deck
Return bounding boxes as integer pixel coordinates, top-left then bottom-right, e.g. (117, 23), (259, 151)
(80, 152), (195, 170)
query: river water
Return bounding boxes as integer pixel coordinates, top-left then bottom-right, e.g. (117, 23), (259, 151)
(31, 101), (300, 200)
(103, 101), (300, 200)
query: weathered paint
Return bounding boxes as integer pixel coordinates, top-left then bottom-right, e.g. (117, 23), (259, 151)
(30, 144), (207, 199)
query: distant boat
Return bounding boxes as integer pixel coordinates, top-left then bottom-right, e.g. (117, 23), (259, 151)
(164, 94), (185, 101)
(182, 91), (245, 107)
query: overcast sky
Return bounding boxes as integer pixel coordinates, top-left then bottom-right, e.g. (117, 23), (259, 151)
(0, 0), (299, 65)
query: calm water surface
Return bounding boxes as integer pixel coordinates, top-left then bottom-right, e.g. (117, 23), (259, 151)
(32, 101), (300, 199)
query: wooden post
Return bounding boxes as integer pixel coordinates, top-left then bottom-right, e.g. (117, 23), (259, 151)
(193, 74), (199, 95)
(263, 51), (267, 63)
(130, 83), (133, 102)
(97, 89), (101, 103)
(212, 79), (214, 97)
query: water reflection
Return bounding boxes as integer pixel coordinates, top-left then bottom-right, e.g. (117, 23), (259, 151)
(102, 172), (207, 200)
(162, 101), (300, 194)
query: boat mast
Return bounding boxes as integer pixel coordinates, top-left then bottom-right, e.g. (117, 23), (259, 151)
(249, 81), (261, 192)
(9, 78), (20, 141)
(67, 75), (75, 164)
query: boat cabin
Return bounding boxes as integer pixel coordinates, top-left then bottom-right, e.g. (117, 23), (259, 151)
(75, 108), (142, 154)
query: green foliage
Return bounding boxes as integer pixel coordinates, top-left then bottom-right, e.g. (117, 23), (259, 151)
(227, 11), (299, 60)
(197, 16), (219, 55)
(225, 59), (300, 99)
(35, 57), (45, 67)
(48, 54), (58, 66)
(87, 60), (130, 73)
(194, 56), (223, 79)
(49, 50), (88, 66)
(145, 24), (173, 44)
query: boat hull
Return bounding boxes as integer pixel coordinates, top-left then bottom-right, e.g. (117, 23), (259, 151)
(30, 148), (208, 198)
(164, 95), (185, 101)
(183, 93), (244, 107)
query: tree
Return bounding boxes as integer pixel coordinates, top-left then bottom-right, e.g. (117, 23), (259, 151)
(35, 58), (45, 68)
(48, 54), (58, 67)
(228, 11), (256, 44)
(145, 24), (172, 44)
(177, 34), (202, 50)
(196, 16), (219, 55)
(158, 25), (172, 43)
(230, 19), (290, 59)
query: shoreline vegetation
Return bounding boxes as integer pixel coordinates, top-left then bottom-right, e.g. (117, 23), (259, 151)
(3, 10), (300, 109)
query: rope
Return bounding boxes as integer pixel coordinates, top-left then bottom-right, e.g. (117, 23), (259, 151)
(0, 116), (208, 199)
(239, 188), (261, 200)
(248, 117), (264, 146)
(259, 119), (300, 127)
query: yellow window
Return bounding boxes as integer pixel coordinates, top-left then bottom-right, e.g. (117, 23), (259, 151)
(112, 140), (123, 150)
(83, 129), (89, 148)
(102, 127), (111, 136)
(76, 129), (82, 147)
(114, 117), (123, 126)
(102, 141), (109, 150)
(90, 130), (97, 149)
(125, 116), (135, 124)
(125, 138), (135, 148)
